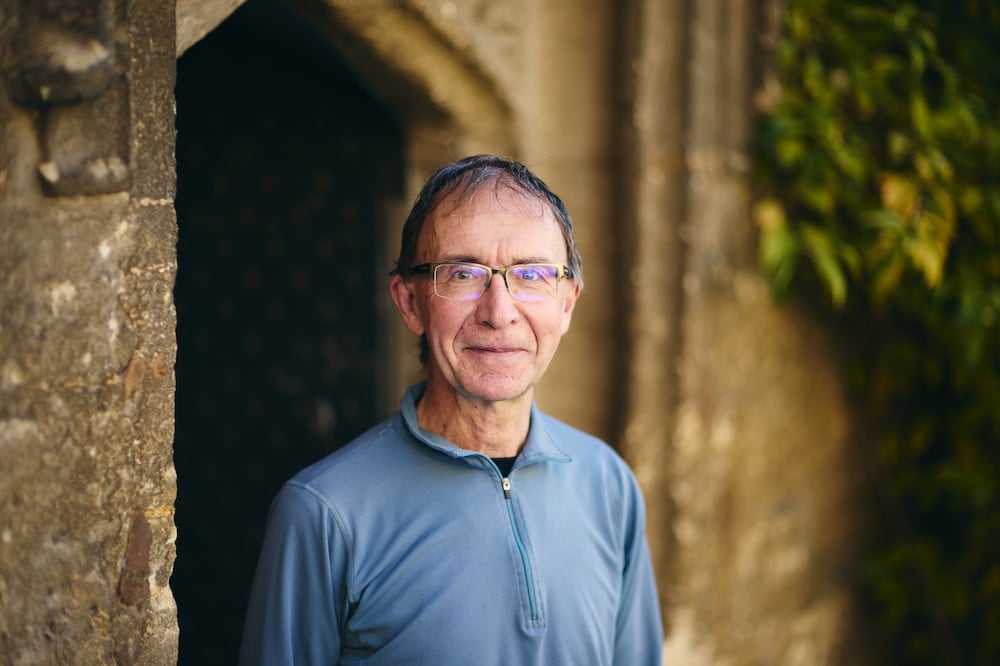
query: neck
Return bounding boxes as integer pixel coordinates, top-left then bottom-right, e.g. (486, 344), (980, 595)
(416, 382), (532, 458)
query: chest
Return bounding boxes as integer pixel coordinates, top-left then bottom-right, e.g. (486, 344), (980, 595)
(339, 464), (625, 661)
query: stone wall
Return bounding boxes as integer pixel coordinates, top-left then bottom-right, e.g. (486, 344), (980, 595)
(615, 1), (869, 662)
(0, 1), (179, 663)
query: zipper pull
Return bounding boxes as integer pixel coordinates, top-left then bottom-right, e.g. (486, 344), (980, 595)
(502, 477), (511, 499)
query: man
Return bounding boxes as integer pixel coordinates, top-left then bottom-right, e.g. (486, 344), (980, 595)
(240, 155), (663, 664)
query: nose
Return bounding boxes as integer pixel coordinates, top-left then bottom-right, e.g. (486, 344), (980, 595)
(476, 272), (519, 327)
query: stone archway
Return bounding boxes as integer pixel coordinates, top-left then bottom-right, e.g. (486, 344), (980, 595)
(171, 0), (520, 661)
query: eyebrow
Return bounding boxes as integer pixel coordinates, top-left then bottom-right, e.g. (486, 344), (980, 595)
(435, 255), (480, 264)
(433, 256), (555, 266)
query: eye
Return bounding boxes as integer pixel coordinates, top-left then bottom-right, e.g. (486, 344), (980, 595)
(444, 264), (484, 281)
(512, 265), (556, 282)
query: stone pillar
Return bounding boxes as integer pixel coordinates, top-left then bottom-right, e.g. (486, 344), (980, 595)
(612, 0), (689, 622)
(0, 0), (179, 663)
(638, 0), (869, 663)
(520, 0), (619, 437)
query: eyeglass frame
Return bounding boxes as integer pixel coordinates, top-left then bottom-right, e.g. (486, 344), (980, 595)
(401, 261), (576, 302)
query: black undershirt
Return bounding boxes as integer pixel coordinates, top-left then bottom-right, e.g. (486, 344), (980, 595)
(492, 456), (517, 477)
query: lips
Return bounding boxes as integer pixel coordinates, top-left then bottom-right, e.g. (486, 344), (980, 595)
(464, 342), (525, 355)
(467, 345), (522, 354)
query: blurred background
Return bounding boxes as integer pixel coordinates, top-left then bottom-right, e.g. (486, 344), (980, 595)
(1, 0), (996, 664)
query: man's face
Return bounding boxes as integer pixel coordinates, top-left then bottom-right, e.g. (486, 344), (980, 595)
(391, 187), (580, 406)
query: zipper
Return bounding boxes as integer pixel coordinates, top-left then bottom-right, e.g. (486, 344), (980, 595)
(502, 476), (539, 621)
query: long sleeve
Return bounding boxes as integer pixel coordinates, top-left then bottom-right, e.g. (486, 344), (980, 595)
(239, 482), (350, 665)
(613, 486), (664, 666)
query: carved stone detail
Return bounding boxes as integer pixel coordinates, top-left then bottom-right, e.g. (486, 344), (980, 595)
(2, 0), (130, 196)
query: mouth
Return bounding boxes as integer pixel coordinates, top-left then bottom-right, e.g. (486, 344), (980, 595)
(465, 344), (523, 355)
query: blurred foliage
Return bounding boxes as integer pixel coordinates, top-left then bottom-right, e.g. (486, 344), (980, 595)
(752, 0), (1000, 663)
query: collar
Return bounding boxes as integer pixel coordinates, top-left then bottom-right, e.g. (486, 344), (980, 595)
(399, 382), (572, 467)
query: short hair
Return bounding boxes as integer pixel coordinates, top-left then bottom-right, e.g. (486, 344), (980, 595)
(393, 154), (584, 289)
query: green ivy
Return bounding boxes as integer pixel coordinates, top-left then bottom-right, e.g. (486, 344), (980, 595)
(753, 1), (1000, 663)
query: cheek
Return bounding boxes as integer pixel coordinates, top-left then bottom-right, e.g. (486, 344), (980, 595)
(530, 313), (571, 349)
(425, 303), (472, 341)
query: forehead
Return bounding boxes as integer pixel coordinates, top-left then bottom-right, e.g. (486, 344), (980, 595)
(417, 186), (565, 260)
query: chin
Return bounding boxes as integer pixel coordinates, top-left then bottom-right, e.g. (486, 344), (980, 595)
(459, 375), (533, 404)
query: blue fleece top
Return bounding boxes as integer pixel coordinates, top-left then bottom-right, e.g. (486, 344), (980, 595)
(240, 383), (663, 665)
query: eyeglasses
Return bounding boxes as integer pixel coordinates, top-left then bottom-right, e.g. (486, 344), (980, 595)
(408, 262), (575, 302)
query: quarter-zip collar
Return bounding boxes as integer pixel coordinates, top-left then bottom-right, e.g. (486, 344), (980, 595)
(398, 381), (572, 468)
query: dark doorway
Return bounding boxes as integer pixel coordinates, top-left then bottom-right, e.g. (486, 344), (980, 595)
(172, 0), (403, 662)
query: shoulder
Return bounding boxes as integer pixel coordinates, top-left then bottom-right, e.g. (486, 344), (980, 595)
(535, 411), (607, 450)
(261, 416), (415, 539)
(532, 412), (650, 548)
(535, 411), (642, 493)
(535, 411), (624, 465)
(285, 415), (414, 499)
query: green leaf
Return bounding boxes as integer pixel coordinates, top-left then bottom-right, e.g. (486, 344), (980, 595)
(801, 224), (849, 306)
(911, 95), (932, 139)
(760, 222), (799, 276)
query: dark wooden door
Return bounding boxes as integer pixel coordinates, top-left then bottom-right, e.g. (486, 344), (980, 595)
(173, 1), (402, 661)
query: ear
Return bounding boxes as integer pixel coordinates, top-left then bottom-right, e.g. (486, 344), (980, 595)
(558, 281), (581, 336)
(389, 273), (426, 336)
